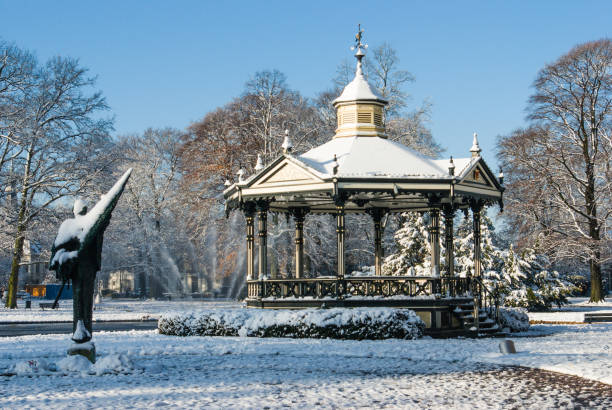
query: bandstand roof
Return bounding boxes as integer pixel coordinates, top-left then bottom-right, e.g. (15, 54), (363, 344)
(224, 142), (502, 213)
(224, 37), (504, 215)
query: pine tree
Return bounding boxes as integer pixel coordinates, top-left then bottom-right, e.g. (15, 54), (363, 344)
(454, 211), (503, 276)
(382, 212), (430, 275)
(503, 244), (575, 310)
(383, 209), (574, 310)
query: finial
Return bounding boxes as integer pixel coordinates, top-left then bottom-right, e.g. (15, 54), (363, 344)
(254, 154), (264, 171)
(499, 167), (504, 185)
(281, 129), (293, 154)
(237, 167), (246, 183)
(470, 132), (481, 157)
(448, 156), (455, 176)
(350, 24), (368, 73)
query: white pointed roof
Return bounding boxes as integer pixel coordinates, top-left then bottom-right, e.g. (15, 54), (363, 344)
(333, 64), (386, 105)
(297, 136), (459, 178)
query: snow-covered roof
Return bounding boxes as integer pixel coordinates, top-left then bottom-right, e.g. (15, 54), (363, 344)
(433, 157), (475, 178)
(297, 136), (465, 179)
(333, 63), (386, 105)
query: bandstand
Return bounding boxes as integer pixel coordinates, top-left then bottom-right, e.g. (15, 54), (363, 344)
(224, 32), (505, 336)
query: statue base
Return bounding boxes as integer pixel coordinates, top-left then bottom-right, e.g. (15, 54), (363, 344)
(68, 341), (96, 364)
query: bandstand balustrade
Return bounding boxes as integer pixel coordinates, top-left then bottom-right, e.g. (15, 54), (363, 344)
(247, 275), (473, 300)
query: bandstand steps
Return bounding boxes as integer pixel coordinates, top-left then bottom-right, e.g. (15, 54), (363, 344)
(452, 302), (507, 338)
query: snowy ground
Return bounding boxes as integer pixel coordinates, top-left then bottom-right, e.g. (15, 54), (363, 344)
(1, 296), (611, 408)
(3, 296), (611, 323)
(0, 298), (242, 322)
(528, 297), (612, 323)
(0, 323), (610, 408)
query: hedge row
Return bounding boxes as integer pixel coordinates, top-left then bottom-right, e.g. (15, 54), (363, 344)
(159, 308), (425, 340)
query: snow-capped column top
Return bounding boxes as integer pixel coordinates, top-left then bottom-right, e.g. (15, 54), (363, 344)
(237, 167), (246, 183)
(470, 132), (481, 157)
(254, 154), (264, 172)
(281, 130), (293, 153)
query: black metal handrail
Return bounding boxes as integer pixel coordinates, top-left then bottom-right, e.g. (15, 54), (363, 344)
(472, 276), (500, 325)
(247, 276), (472, 300)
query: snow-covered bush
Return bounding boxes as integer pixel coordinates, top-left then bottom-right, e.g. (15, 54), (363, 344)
(382, 211), (575, 311)
(159, 308), (425, 340)
(498, 307), (530, 332)
(500, 247), (575, 311)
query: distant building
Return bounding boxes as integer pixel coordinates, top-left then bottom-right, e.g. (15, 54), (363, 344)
(19, 239), (51, 288)
(107, 270), (135, 294)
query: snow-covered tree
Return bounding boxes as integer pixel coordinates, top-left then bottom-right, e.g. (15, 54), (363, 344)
(498, 39), (612, 302)
(502, 245), (576, 310)
(3, 51), (113, 308)
(382, 213), (431, 276)
(454, 212), (502, 277)
(383, 209), (574, 310)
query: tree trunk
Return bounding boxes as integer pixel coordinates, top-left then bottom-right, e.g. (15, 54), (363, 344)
(590, 254), (603, 302)
(6, 144), (33, 308)
(585, 133), (604, 302)
(6, 204), (27, 308)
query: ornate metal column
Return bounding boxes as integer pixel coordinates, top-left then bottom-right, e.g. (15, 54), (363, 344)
(471, 201), (483, 278)
(429, 209), (441, 277)
(335, 198), (346, 279)
(442, 205), (455, 277)
(470, 200), (483, 330)
(367, 208), (386, 276)
(243, 202), (256, 280)
(256, 200), (269, 280)
(289, 207), (309, 278)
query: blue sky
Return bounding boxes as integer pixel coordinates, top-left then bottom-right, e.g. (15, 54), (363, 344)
(2, 0), (611, 168)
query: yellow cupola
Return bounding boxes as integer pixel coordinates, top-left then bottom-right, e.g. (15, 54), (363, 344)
(332, 28), (388, 138)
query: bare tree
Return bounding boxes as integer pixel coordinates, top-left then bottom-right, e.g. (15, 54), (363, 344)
(386, 101), (444, 157)
(3, 55), (112, 308)
(498, 39), (612, 302)
(0, 41), (35, 205)
(113, 128), (186, 296)
(333, 43), (414, 118)
(366, 42), (415, 117)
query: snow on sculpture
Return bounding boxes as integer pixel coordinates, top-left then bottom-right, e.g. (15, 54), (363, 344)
(49, 169), (132, 363)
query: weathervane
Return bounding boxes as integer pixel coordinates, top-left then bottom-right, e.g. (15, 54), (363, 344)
(350, 24), (367, 63)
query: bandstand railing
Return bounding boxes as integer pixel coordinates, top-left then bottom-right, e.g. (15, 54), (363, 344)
(247, 276), (473, 300)
(472, 276), (500, 324)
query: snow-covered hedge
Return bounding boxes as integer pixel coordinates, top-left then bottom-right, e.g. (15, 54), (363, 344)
(498, 307), (530, 332)
(159, 308), (425, 340)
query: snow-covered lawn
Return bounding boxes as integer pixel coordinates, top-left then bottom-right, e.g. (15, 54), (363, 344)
(0, 299), (242, 322)
(3, 296), (610, 324)
(528, 297), (612, 323)
(0, 323), (610, 408)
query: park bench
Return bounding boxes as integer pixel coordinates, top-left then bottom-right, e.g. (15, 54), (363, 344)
(584, 313), (612, 323)
(39, 302), (56, 311)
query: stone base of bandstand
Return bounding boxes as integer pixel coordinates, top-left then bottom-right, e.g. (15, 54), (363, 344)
(68, 341), (96, 363)
(246, 296), (475, 338)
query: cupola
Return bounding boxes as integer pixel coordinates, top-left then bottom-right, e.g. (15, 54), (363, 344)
(332, 27), (388, 138)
